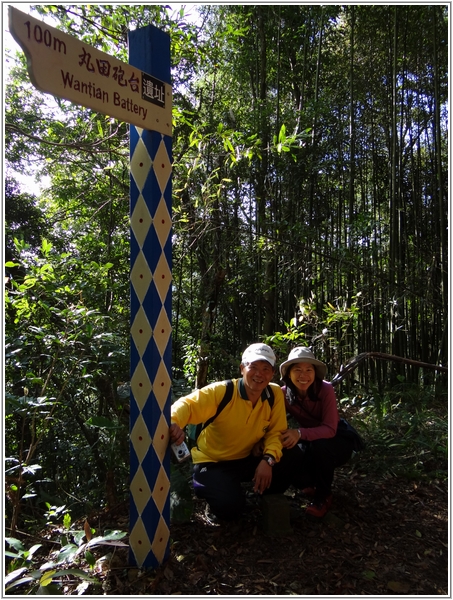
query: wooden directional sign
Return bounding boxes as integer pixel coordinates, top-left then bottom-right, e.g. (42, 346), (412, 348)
(9, 6), (172, 136)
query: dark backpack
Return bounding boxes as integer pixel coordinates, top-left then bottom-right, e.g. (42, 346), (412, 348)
(187, 379), (275, 443)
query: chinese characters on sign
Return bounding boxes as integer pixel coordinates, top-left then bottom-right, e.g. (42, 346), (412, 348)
(78, 47), (140, 91)
(9, 6), (172, 135)
(142, 73), (166, 107)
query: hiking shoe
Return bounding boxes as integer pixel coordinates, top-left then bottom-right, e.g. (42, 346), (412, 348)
(305, 494), (333, 518)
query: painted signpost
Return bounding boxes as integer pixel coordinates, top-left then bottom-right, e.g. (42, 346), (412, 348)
(9, 6), (173, 568)
(127, 24), (173, 570)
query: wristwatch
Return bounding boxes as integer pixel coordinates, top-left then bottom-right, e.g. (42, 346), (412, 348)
(262, 454), (276, 467)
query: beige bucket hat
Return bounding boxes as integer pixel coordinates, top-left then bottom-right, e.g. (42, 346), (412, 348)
(279, 347), (327, 380)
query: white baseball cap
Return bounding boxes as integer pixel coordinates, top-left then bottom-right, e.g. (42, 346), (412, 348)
(241, 343), (276, 367)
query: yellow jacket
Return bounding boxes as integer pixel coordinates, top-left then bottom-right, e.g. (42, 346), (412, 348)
(171, 378), (287, 464)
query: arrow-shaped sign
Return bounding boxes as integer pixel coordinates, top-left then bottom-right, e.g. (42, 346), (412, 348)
(9, 6), (172, 135)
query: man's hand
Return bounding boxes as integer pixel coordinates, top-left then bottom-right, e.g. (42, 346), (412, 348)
(169, 422), (185, 445)
(252, 460), (272, 494)
(281, 428), (300, 449)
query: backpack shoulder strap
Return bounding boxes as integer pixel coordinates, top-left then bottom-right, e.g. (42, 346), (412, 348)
(197, 380), (234, 438)
(264, 384), (274, 408)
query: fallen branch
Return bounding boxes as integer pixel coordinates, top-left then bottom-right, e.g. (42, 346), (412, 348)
(331, 352), (448, 387)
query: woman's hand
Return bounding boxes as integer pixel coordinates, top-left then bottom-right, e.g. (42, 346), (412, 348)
(281, 428), (301, 449)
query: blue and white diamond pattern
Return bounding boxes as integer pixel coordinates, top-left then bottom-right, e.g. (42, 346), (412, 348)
(129, 125), (172, 568)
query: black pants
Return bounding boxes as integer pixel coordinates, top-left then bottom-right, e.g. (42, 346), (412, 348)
(193, 455), (282, 520)
(271, 435), (355, 503)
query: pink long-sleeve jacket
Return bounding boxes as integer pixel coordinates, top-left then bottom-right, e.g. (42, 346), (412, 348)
(281, 381), (339, 441)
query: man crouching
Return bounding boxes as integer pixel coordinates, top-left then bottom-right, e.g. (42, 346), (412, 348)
(169, 343), (287, 522)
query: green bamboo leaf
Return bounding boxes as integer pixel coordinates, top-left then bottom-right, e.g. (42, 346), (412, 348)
(4, 567), (28, 585)
(85, 550), (96, 568)
(5, 576), (37, 591)
(85, 416), (118, 429)
(56, 544), (78, 563)
(51, 568), (97, 581)
(86, 530), (127, 548)
(40, 569), (56, 586)
(5, 537), (25, 553)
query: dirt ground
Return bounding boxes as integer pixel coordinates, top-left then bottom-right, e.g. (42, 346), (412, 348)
(101, 467), (449, 596)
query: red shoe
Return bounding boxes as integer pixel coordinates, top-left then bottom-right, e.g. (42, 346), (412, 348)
(306, 494), (333, 518)
(301, 487), (316, 498)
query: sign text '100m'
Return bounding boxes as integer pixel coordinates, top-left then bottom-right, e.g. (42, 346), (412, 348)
(24, 20), (67, 54)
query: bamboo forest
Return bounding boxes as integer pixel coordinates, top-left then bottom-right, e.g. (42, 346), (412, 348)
(4, 4), (449, 595)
